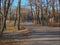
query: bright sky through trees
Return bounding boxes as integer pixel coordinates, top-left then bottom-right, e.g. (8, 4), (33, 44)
(12, 0), (28, 6)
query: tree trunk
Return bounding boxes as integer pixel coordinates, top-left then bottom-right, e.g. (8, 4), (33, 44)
(59, 0), (60, 5)
(35, 0), (38, 24)
(30, 4), (33, 22)
(52, 0), (55, 19)
(59, 0), (60, 10)
(0, 0), (10, 37)
(0, 0), (1, 12)
(46, 0), (49, 25)
(18, 0), (21, 30)
(14, 9), (17, 26)
(41, 0), (44, 25)
(37, 5), (41, 24)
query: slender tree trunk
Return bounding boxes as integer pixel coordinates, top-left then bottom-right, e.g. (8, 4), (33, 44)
(0, 0), (1, 12)
(1, 0), (10, 37)
(52, 0), (55, 20)
(37, 0), (41, 24)
(37, 5), (41, 24)
(14, 8), (17, 26)
(10, 7), (12, 21)
(46, 0), (49, 25)
(59, 0), (60, 5)
(1, 17), (6, 37)
(30, 4), (33, 22)
(59, 0), (60, 9)
(58, 0), (60, 23)
(35, 0), (38, 24)
(2, 0), (6, 30)
(18, 0), (21, 30)
(40, 0), (44, 25)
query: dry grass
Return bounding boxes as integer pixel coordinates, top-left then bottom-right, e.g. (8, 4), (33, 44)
(2, 20), (30, 36)
(20, 26), (26, 30)
(18, 29), (29, 36)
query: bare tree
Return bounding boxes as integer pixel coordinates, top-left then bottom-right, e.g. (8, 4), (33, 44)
(0, 0), (1, 11)
(59, 0), (60, 4)
(40, 0), (44, 25)
(31, 0), (41, 24)
(0, 0), (3, 15)
(59, 0), (60, 9)
(36, 0), (41, 24)
(29, 0), (33, 22)
(0, 0), (14, 37)
(18, 0), (21, 30)
(46, 0), (49, 25)
(14, 7), (18, 26)
(52, 0), (55, 19)
(0, 0), (1, 29)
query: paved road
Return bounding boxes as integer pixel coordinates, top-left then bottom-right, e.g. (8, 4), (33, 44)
(0, 22), (60, 45)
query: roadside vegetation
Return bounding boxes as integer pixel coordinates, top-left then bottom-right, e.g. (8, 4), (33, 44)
(0, 0), (60, 37)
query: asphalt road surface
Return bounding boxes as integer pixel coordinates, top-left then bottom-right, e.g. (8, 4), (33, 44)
(0, 22), (60, 45)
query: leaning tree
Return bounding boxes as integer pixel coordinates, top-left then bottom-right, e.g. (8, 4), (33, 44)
(0, 0), (14, 37)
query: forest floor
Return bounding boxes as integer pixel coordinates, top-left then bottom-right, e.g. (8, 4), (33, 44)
(0, 21), (60, 45)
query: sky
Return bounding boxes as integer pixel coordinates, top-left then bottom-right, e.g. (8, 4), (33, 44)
(12, 0), (59, 10)
(12, 0), (47, 7)
(12, 0), (28, 6)
(12, 0), (46, 8)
